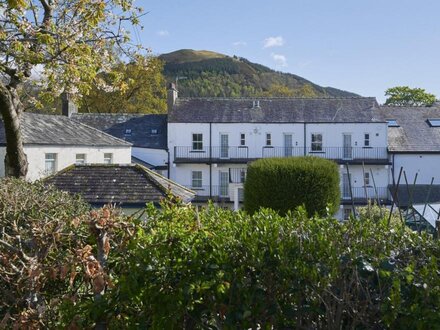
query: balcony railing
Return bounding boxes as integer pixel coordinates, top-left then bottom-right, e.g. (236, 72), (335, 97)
(341, 186), (390, 201)
(174, 146), (388, 163)
(187, 184), (390, 204)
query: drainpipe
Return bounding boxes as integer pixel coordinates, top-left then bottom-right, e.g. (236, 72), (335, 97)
(303, 122), (307, 156)
(209, 122), (212, 199)
(167, 148), (170, 179)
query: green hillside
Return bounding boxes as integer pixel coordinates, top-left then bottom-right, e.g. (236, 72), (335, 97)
(160, 49), (359, 98)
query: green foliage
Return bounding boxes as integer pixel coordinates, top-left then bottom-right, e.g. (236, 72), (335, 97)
(244, 157), (340, 216)
(385, 86), (437, 107)
(80, 56), (167, 114)
(160, 50), (357, 98)
(107, 203), (440, 329)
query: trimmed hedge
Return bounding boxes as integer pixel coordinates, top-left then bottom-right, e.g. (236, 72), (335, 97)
(244, 156), (340, 216)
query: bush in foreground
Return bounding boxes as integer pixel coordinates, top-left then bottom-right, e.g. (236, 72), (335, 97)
(111, 203), (440, 329)
(0, 178), (136, 328)
(244, 156), (340, 216)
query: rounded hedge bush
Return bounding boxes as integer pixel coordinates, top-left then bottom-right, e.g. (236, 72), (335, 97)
(244, 156), (340, 216)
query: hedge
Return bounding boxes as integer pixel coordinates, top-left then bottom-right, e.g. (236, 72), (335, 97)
(109, 203), (440, 329)
(244, 156), (340, 216)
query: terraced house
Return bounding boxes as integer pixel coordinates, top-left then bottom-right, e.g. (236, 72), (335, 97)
(167, 84), (392, 219)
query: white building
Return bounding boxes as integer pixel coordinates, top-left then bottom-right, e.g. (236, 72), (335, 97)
(0, 112), (132, 181)
(72, 113), (168, 177)
(167, 86), (391, 219)
(375, 105), (440, 208)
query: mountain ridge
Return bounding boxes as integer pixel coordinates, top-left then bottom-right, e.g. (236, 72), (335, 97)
(159, 49), (359, 98)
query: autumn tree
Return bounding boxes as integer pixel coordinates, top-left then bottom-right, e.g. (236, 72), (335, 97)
(81, 55), (167, 114)
(0, 0), (145, 178)
(384, 86), (436, 106)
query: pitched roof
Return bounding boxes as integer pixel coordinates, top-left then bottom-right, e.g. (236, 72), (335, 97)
(168, 97), (381, 123)
(0, 113), (131, 147)
(376, 106), (440, 152)
(45, 164), (195, 206)
(71, 113), (167, 149)
(389, 184), (440, 208)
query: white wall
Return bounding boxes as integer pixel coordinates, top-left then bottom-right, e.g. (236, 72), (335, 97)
(168, 122), (388, 163)
(132, 147), (168, 167)
(392, 154), (440, 184)
(23, 145), (131, 181)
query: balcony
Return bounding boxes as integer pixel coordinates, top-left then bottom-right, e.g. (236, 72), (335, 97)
(174, 146), (389, 164)
(187, 184), (390, 206)
(341, 186), (391, 204)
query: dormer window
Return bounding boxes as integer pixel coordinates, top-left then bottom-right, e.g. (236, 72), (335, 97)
(387, 119), (399, 127)
(427, 119), (440, 127)
(125, 129), (132, 135)
(151, 129), (158, 134)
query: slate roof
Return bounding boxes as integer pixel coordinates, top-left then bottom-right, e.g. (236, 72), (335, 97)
(389, 184), (440, 208)
(0, 113), (131, 147)
(376, 106), (440, 152)
(71, 113), (167, 149)
(45, 164), (195, 206)
(168, 97), (382, 123)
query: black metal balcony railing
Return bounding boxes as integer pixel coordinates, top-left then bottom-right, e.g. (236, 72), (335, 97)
(174, 146), (389, 163)
(341, 186), (390, 201)
(187, 184), (389, 204)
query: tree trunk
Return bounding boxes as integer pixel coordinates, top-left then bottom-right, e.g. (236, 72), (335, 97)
(0, 82), (28, 178)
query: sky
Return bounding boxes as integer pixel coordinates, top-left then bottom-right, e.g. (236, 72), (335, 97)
(134, 0), (440, 103)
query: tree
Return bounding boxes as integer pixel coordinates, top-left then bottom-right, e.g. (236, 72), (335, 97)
(0, 0), (144, 178)
(384, 86), (436, 107)
(81, 56), (167, 114)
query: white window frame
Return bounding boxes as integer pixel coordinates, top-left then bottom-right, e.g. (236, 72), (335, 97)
(240, 169), (246, 183)
(364, 172), (370, 186)
(266, 133), (272, 146)
(191, 171), (203, 188)
(104, 153), (113, 164)
(75, 153), (86, 165)
(311, 133), (323, 151)
(45, 153), (57, 175)
(240, 133), (246, 146)
(364, 133), (370, 147)
(192, 133), (203, 151)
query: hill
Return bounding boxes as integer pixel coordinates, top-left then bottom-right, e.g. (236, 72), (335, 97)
(159, 49), (359, 98)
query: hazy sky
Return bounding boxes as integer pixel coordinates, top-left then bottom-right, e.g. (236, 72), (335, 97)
(135, 0), (440, 103)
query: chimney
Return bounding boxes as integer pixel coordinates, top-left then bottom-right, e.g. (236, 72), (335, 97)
(167, 83), (178, 112)
(61, 92), (78, 117)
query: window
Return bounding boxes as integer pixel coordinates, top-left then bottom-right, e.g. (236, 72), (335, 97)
(104, 153), (113, 164)
(124, 128), (132, 135)
(192, 171), (202, 188)
(387, 119), (399, 127)
(311, 133), (323, 151)
(192, 133), (203, 150)
(364, 133), (370, 147)
(151, 128), (158, 134)
(266, 133), (272, 146)
(427, 119), (440, 127)
(364, 172), (370, 186)
(45, 153), (57, 175)
(240, 133), (246, 146)
(240, 169), (246, 183)
(75, 153), (86, 165)
(343, 208), (352, 220)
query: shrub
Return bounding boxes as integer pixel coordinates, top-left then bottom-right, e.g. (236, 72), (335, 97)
(0, 178), (136, 329)
(109, 203), (440, 329)
(244, 156), (340, 216)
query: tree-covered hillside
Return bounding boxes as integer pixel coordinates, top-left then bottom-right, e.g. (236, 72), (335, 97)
(160, 49), (359, 98)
